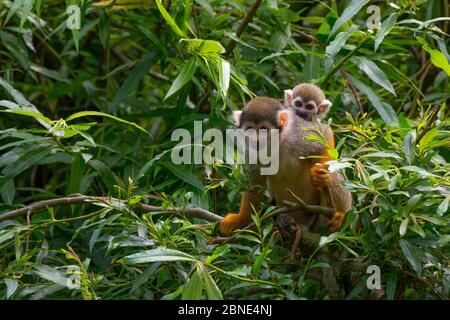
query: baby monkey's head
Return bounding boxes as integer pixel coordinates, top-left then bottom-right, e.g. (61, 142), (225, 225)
(284, 83), (332, 121)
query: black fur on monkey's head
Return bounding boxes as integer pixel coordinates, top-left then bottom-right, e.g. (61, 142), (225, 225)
(232, 97), (284, 129)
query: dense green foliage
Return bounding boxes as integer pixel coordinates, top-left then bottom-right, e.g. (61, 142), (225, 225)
(0, 0), (449, 300)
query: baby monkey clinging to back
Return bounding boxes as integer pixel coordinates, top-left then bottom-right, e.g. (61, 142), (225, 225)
(284, 83), (332, 121)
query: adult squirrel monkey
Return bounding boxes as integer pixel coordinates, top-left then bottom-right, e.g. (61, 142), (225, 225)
(219, 97), (352, 236)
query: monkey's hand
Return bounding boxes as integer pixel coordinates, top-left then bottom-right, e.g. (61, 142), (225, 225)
(328, 211), (345, 232)
(219, 213), (250, 236)
(310, 164), (332, 189)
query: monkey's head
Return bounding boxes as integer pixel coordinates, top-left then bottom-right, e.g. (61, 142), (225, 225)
(284, 83), (332, 121)
(233, 96), (283, 130)
(232, 97), (284, 150)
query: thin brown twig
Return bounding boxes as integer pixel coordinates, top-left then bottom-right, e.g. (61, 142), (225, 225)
(409, 61), (432, 117)
(225, 0), (263, 57)
(340, 68), (365, 115)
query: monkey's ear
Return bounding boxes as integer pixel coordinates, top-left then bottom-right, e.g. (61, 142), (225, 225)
(232, 110), (242, 126)
(284, 89), (293, 107)
(319, 99), (332, 115)
(277, 110), (290, 128)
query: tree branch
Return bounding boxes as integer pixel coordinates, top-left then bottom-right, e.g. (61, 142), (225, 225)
(0, 194), (334, 227)
(225, 0), (263, 57)
(0, 195), (223, 223)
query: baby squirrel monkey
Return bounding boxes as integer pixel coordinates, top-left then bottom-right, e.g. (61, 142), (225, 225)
(284, 83), (332, 121)
(219, 96), (352, 235)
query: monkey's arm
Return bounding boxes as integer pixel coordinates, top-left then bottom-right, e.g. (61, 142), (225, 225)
(310, 126), (335, 188)
(309, 127), (352, 231)
(219, 173), (266, 236)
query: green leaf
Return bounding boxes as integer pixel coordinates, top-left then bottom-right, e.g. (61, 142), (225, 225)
(66, 111), (148, 134)
(160, 162), (202, 189)
(0, 179), (15, 205)
(0, 77), (34, 109)
(360, 151), (401, 159)
(1, 147), (50, 182)
(198, 264), (223, 300)
(0, 109), (52, 125)
(329, 0), (370, 37)
(186, 39), (225, 56)
(137, 150), (172, 180)
(386, 270), (397, 300)
(302, 49), (320, 81)
(0, 77), (51, 129)
(349, 75), (398, 125)
(205, 244), (230, 264)
(400, 166), (435, 177)
(437, 235), (450, 247)
(164, 57), (197, 100)
(326, 25), (357, 58)
(68, 152), (83, 194)
(218, 58), (230, 97)
(399, 239), (423, 276)
(108, 55), (156, 112)
(131, 263), (161, 293)
(34, 265), (68, 286)
(132, 22), (167, 56)
(399, 218), (408, 237)
(437, 195), (449, 216)
(0, 229), (16, 245)
(406, 194), (422, 212)
(252, 247), (270, 276)
(5, 279), (18, 300)
(88, 159), (121, 192)
(418, 128), (438, 154)
(194, 0), (214, 16)
(416, 37), (450, 77)
(120, 248), (198, 264)
(403, 133), (414, 164)
(155, 0), (186, 37)
(182, 265), (203, 300)
(308, 262), (331, 269)
(374, 13), (397, 51)
(352, 56), (396, 96)
(5, 0), (23, 26)
(30, 64), (70, 83)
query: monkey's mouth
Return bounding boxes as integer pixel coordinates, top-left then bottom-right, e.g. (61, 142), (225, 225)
(295, 110), (311, 120)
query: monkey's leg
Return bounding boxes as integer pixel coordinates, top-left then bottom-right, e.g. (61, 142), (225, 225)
(219, 191), (262, 235)
(327, 173), (352, 232)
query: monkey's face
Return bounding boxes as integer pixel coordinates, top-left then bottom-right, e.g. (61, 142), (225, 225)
(291, 97), (317, 120)
(241, 120), (277, 150)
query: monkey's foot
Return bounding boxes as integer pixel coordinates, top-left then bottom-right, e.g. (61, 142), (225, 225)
(219, 213), (250, 236)
(310, 165), (331, 188)
(328, 211), (345, 232)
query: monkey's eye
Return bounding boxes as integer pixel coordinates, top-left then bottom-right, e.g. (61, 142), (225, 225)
(305, 104), (315, 110)
(295, 101), (303, 108)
